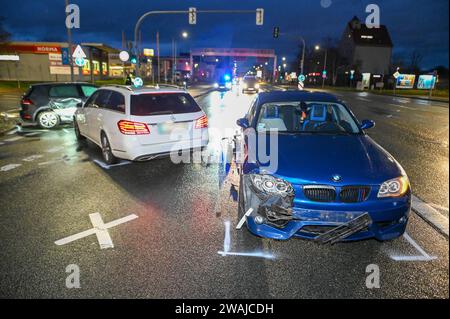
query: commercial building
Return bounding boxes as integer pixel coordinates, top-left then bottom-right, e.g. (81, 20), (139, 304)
(339, 16), (394, 75)
(0, 41), (120, 82)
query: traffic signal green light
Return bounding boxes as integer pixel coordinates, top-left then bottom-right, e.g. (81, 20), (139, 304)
(130, 55), (137, 64)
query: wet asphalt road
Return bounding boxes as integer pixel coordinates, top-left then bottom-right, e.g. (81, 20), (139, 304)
(0, 86), (448, 298)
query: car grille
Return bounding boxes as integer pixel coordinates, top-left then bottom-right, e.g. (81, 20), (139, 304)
(303, 185), (371, 203)
(339, 186), (371, 203)
(303, 186), (337, 202)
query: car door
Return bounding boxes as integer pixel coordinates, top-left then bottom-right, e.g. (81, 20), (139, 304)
(77, 90), (100, 139)
(88, 90), (111, 144)
(48, 85), (82, 122)
(99, 91), (126, 151)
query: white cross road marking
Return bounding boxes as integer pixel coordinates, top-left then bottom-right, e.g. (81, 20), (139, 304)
(22, 154), (44, 162)
(4, 136), (23, 142)
(0, 163), (22, 172)
(93, 159), (132, 169)
(24, 132), (40, 137)
(55, 213), (138, 249)
(6, 129), (18, 135)
(390, 233), (437, 262)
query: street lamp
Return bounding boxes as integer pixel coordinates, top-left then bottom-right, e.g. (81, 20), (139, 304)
(182, 31), (188, 38)
(315, 44), (328, 88)
(172, 32), (189, 84)
(282, 57), (286, 62)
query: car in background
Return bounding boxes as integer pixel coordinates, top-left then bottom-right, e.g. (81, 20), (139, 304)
(241, 76), (260, 94)
(235, 91), (411, 243)
(74, 85), (209, 164)
(214, 74), (232, 91)
(20, 82), (98, 129)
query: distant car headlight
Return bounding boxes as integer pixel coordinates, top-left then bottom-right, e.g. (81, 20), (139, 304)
(377, 176), (410, 198)
(250, 174), (294, 197)
(243, 83), (248, 89)
(255, 83), (260, 89)
(214, 83), (219, 88)
(225, 82), (232, 89)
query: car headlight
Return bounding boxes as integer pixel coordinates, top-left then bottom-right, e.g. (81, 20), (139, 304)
(214, 83), (219, 88)
(250, 174), (294, 197)
(226, 82), (232, 89)
(255, 84), (260, 89)
(377, 176), (409, 198)
(243, 83), (248, 89)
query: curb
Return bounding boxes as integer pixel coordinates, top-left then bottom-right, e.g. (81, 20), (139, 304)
(411, 195), (449, 239)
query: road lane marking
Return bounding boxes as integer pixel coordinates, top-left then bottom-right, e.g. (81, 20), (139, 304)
(356, 97), (372, 102)
(390, 233), (437, 262)
(93, 159), (132, 169)
(0, 163), (22, 172)
(4, 136), (23, 142)
(6, 129), (18, 135)
(55, 213), (138, 249)
(412, 195), (449, 237)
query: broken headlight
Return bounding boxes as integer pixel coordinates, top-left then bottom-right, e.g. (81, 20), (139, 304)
(250, 174), (294, 198)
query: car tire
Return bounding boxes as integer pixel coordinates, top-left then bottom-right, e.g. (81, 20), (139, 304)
(100, 133), (117, 165)
(37, 111), (60, 129)
(73, 118), (85, 141)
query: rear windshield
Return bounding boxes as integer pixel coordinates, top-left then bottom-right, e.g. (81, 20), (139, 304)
(130, 93), (201, 116)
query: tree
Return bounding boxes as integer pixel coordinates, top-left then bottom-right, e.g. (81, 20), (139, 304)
(409, 50), (423, 74)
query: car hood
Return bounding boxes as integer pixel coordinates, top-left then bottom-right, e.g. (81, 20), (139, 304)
(254, 134), (404, 185)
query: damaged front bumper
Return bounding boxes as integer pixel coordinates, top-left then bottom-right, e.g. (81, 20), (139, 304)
(241, 175), (410, 242)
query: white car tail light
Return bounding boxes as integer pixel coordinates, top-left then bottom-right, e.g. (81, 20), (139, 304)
(118, 120), (150, 135)
(195, 115), (208, 129)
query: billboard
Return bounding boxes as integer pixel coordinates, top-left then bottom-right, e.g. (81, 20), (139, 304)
(417, 75), (436, 90)
(396, 74), (416, 89)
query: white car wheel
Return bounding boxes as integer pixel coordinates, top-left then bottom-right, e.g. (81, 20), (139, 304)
(38, 111), (60, 129)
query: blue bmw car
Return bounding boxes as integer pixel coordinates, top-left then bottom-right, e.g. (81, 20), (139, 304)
(235, 91), (411, 243)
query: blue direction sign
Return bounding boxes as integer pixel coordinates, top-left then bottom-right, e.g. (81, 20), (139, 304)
(61, 48), (70, 65)
(298, 74), (306, 82)
(132, 77), (143, 88)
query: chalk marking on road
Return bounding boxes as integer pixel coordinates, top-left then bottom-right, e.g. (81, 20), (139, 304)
(218, 220), (275, 260)
(54, 213), (138, 249)
(4, 136), (23, 142)
(93, 159), (132, 169)
(236, 208), (253, 230)
(24, 132), (40, 137)
(356, 97), (372, 102)
(390, 233), (437, 262)
(411, 195), (449, 237)
(22, 154), (44, 162)
(0, 163), (22, 172)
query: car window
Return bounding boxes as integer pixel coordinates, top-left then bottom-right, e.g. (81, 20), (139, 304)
(95, 90), (112, 108)
(246, 98), (258, 124)
(256, 102), (360, 134)
(104, 91), (126, 113)
(130, 93), (201, 116)
(49, 85), (80, 98)
(80, 85), (98, 97)
(84, 91), (99, 108)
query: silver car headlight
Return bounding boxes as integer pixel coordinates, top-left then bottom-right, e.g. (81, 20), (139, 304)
(377, 176), (410, 198)
(250, 174), (294, 197)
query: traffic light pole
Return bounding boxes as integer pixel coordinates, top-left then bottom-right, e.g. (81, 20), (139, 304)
(133, 9), (262, 78)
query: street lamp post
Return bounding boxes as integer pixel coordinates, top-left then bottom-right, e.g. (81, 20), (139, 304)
(315, 45), (328, 88)
(172, 32), (189, 84)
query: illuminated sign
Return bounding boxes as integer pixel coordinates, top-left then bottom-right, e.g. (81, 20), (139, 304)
(396, 74), (416, 89)
(417, 75), (436, 90)
(143, 48), (154, 57)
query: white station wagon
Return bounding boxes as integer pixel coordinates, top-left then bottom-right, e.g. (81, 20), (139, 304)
(74, 85), (209, 164)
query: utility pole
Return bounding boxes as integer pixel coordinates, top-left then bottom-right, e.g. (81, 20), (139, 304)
(156, 31), (160, 83)
(322, 49), (328, 88)
(64, 0), (74, 82)
(299, 37), (306, 76)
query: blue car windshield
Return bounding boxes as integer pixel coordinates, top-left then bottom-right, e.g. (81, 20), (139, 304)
(256, 102), (361, 134)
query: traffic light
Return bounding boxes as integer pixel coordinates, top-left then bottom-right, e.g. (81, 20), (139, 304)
(273, 27), (280, 39)
(189, 7), (197, 24)
(130, 55), (137, 64)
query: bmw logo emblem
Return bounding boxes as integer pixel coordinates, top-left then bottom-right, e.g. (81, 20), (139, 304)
(332, 175), (342, 182)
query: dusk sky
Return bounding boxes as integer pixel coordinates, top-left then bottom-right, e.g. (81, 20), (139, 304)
(2, 0), (449, 68)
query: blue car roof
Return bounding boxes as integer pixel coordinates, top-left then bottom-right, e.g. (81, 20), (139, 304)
(257, 90), (340, 104)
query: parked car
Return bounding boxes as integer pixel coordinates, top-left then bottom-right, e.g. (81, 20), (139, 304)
(235, 91), (411, 243)
(74, 85), (209, 164)
(20, 82), (98, 129)
(241, 76), (260, 94)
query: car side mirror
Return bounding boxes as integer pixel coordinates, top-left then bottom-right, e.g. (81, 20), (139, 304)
(76, 102), (83, 108)
(361, 119), (375, 130)
(236, 118), (250, 129)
